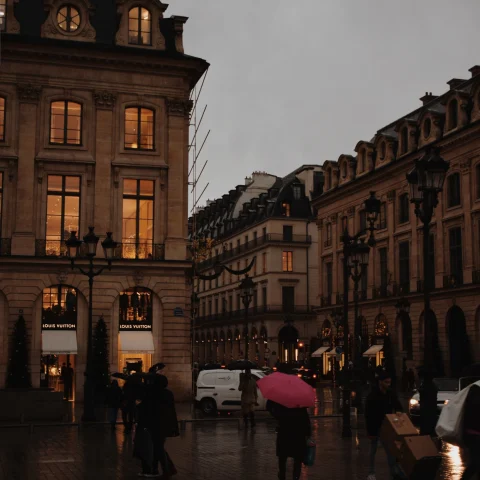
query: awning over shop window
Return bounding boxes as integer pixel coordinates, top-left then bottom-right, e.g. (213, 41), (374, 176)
(363, 345), (383, 357)
(119, 331), (155, 353)
(311, 347), (330, 357)
(326, 349), (339, 356)
(42, 331), (78, 355)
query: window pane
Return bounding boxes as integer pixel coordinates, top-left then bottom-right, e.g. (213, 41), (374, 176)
(48, 176), (63, 192)
(125, 108), (139, 148)
(63, 215), (79, 237)
(46, 195), (62, 237)
(123, 179), (138, 195)
(139, 199), (153, 220)
(64, 196), (79, 217)
(141, 32), (151, 45)
(65, 176), (80, 193)
(50, 102), (66, 143)
(139, 109), (154, 149)
(129, 6), (139, 20)
(139, 219), (153, 240)
(140, 180), (154, 196)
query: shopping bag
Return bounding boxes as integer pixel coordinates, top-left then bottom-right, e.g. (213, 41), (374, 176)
(303, 438), (316, 466)
(435, 380), (480, 446)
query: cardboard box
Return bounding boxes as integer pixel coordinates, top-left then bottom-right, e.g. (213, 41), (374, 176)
(379, 414), (418, 458)
(400, 435), (440, 478)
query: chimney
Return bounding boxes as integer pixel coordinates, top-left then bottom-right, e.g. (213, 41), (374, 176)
(447, 78), (467, 90)
(419, 92), (438, 105)
(244, 176), (252, 185)
(469, 65), (480, 78)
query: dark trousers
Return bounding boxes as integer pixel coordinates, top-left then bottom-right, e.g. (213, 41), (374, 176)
(243, 412), (255, 427)
(461, 437), (480, 480)
(122, 403), (135, 432)
(278, 456), (302, 480)
(64, 381), (72, 400)
(141, 436), (175, 476)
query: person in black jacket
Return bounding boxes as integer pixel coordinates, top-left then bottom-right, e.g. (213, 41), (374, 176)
(106, 380), (123, 430)
(365, 370), (406, 480)
(267, 400), (311, 480)
(461, 384), (480, 480)
(135, 375), (179, 478)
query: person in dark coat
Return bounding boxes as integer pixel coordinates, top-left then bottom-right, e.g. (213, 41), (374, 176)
(365, 370), (406, 480)
(267, 400), (311, 480)
(461, 384), (480, 480)
(135, 375), (179, 478)
(106, 380), (123, 430)
(122, 375), (142, 434)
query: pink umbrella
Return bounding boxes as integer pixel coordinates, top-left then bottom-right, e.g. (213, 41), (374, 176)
(257, 372), (315, 408)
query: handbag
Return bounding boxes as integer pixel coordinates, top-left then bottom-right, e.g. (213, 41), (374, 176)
(303, 437), (316, 466)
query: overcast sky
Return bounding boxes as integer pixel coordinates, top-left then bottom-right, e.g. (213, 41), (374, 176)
(169, 0), (480, 209)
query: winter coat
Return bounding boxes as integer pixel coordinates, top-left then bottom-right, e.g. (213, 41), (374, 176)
(238, 373), (258, 404)
(267, 400), (311, 459)
(106, 384), (123, 409)
(365, 387), (403, 436)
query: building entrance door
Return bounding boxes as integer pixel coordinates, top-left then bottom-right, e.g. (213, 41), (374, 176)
(40, 354), (76, 401)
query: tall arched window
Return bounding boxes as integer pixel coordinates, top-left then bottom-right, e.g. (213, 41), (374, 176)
(50, 101), (82, 145)
(128, 7), (152, 45)
(448, 99), (458, 130)
(447, 173), (461, 208)
(124, 107), (155, 150)
(401, 127), (409, 154)
(0, 97), (5, 142)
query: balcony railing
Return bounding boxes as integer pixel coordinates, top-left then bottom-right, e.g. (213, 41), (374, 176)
(443, 273), (463, 288)
(320, 295), (332, 307)
(35, 240), (165, 260)
(197, 233), (312, 270)
(196, 304), (315, 327)
(0, 238), (11, 256)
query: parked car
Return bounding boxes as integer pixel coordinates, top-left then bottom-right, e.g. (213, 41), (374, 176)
(409, 377), (480, 420)
(195, 369), (266, 415)
(292, 368), (318, 387)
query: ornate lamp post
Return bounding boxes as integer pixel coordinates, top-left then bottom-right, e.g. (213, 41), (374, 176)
(65, 227), (117, 422)
(406, 148), (449, 435)
(239, 274), (255, 361)
(341, 191), (380, 438)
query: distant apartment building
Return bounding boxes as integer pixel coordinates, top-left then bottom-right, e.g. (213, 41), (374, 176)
(191, 166), (323, 366)
(313, 67), (480, 378)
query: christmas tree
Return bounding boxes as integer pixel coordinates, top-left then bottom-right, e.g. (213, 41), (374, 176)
(6, 315), (32, 388)
(92, 315), (110, 400)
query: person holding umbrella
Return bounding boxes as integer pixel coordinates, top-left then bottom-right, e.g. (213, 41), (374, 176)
(258, 371), (315, 480)
(238, 367), (258, 429)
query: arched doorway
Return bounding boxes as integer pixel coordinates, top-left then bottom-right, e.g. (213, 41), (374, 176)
(278, 324), (299, 363)
(40, 285), (78, 400)
(396, 312), (413, 360)
(446, 306), (472, 377)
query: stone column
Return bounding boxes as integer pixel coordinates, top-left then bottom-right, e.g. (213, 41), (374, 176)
(387, 190), (396, 289)
(165, 99), (192, 261)
(11, 84), (42, 255)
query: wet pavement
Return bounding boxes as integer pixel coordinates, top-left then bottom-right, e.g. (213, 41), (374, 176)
(0, 417), (468, 480)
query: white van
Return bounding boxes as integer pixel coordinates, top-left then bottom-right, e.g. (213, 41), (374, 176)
(195, 369), (266, 414)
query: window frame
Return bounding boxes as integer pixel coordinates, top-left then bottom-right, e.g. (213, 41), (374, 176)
(398, 193), (410, 224)
(124, 106), (156, 151)
(49, 100), (83, 146)
(378, 202), (387, 230)
(447, 172), (461, 208)
(57, 4), (81, 33)
(0, 96), (5, 142)
(398, 241), (410, 288)
(448, 99), (458, 131)
(282, 251), (293, 272)
(128, 6), (152, 46)
(449, 226), (463, 281)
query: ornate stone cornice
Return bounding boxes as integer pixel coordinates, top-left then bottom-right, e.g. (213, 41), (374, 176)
(387, 190), (396, 203)
(329, 213), (338, 224)
(17, 84), (42, 103)
(94, 91), (117, 110)
(460, 158), (471, 173)
(347, 206), (355, 217)
(167, 98), (193, 117)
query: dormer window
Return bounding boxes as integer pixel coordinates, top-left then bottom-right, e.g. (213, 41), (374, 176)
(128, 7), (152, 45)
(341, 162), (347, 178)
(448, 99), (458, 130)
(401, 127), (408, 154)
(423, 118), (432, 139)
(293, 186), (301, 200)
(379, 142), (386, 160)
(57, 5), (81, 33)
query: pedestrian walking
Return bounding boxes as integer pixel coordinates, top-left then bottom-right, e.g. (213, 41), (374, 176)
(135, 374), (179, 478)
(106, 380), (123, 430)
(461, 384), (480, 480)
(63, 363), (73, 401)
(365, 370), (406, 480)
(267, 400), (311, 480)
(122, 375), (142, 434)
(238, 367), (258, 428)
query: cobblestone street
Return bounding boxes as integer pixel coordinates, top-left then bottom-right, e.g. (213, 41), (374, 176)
(0, 417), (467, 480)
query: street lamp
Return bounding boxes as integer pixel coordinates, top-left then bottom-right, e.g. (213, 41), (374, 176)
(340, 191), (380, 438)
(239, 274), (255, 361)
(65, 227), (117, 422)
(406, 147), (449, 435)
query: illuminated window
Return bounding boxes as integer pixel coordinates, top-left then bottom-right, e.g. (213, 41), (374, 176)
(0, 172), (3, 238)
(282, 251), (293, 272)
(282, 202), (291, 217)
(124, 107), (154, 150)
(46, 175), (81, 256)
(0, 97), (5, 141)
(57, 5), (81, 32)
(128, 7), (152, 45)
(119, 287), (152, 328)
(50, 101), (82, 145)
(262, 253), (267, 273)
(122, 179), (154, 259)
(42, 286), (77, 326)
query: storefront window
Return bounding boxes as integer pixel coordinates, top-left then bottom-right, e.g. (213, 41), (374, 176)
(46, 175), (80, 256)
(42, 286), (77, 329)
(122, 179), (154, 259)
(119, 287), (152, 330)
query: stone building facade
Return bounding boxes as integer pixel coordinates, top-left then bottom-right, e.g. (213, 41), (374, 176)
(192, 166), (323, 367)
(0, 0), (208, 400)
(313, 68), (480, 379)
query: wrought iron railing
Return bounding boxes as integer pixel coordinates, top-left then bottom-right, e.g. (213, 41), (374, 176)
(443, 273), (463, 288)
(0, 238), (11, 256)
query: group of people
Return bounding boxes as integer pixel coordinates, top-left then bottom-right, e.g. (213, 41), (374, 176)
(105, 375), (179, 478)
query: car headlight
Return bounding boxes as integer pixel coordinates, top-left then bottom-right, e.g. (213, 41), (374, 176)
(409, 398), (419, 406)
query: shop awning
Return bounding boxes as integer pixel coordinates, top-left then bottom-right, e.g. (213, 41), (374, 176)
(42, 331), (78, 355)
(119, 331), (155, 353)
(363, 345), (383, 357)
(326, 349), (339, 356)
(311, 347), (330, 357)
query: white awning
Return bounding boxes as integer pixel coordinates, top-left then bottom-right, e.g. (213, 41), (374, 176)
(363, 345), (383, 357)
(311, 347), (330, 357)
(119, 331), (155, 353)
(326, 349), (340, 356)
(42, 330), (78, 355)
